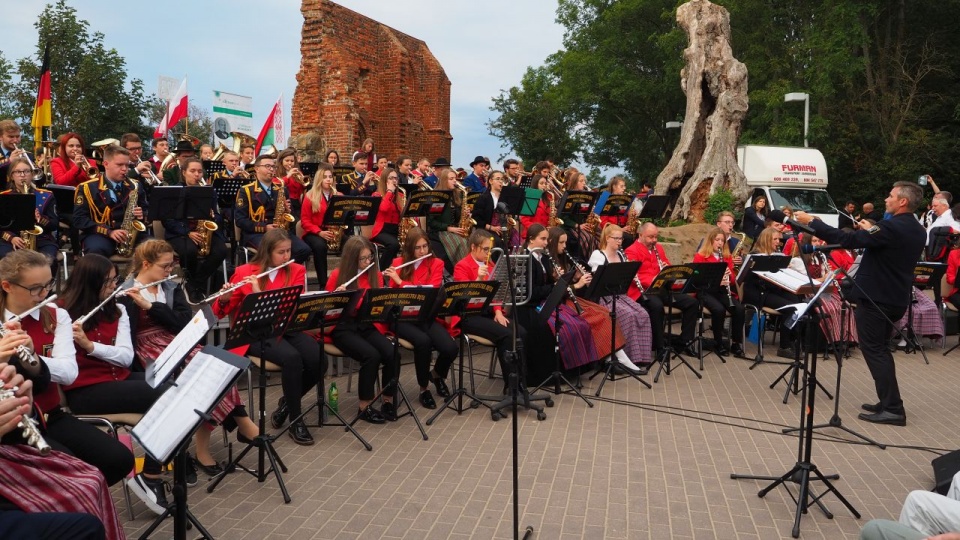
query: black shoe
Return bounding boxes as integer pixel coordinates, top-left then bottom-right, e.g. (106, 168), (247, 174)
(381, 401), (398, 422)
(271, 397), (289, 429)
(419, 390), (437, 409)
(431, 376), (451, 398)
(636, 364), (650, 376)
(126, 474), (168, 515)
(730, 343), (745, 357)
(681, 341), (699, 357)
(184, 454), (198, 487)
(288, 420), (315, 446)
(715, 344), (730, 357)
(861, 402), (882, 413)
(195, 459), (223, 477)
(858, 411), (906, 426)
(776, 346), (796, 359)
(358, 406), (385, 424)
(237, 432), (260, 446)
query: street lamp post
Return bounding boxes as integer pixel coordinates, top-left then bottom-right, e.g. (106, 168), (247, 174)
(784, 92), (810, 147)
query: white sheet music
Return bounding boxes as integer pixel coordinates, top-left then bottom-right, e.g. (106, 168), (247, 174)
(133, 351), (239, 463)
(755, 269), (817, 294)
(146, 310), (210, 388)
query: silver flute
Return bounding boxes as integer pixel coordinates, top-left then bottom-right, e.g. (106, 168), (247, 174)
(75, 276), (177, 325)
(0, 385), (52, 455)
(1, 295), (59, 367)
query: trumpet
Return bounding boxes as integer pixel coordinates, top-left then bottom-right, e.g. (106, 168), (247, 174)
(289, 169), (310, 188)
(13, 145), (44, 182)
(134, 157), (162, 186)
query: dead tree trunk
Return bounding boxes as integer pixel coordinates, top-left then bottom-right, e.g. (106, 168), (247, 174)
(655, 0), (749, 222)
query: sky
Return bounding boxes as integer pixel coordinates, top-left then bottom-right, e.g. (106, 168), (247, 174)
(4, 0), (569, 170)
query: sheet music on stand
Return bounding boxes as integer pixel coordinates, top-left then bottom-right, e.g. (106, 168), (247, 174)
(146, 311), (210, 388)
(491, 252), (533, 306)
(736, 253), (791, 284)
(782, 270), (838, 329)
(133, 346), (248, 464)
(212, 174), (247, 210)
(754, 267), (819, 295)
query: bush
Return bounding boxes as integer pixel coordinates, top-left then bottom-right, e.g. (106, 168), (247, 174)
(705, 188), (737, 226)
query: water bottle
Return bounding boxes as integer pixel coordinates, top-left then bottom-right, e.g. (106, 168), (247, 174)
(328, 382), (339, 414)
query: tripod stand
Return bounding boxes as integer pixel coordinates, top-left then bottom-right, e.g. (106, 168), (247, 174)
(646, 264), (702, 383)
(532, 274), (593, 407)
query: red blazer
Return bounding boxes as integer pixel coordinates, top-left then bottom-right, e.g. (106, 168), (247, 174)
(324, 268), (387, 336)
(520, 199), (550, 238)
(453, 254), (502, 314)
(51, 156), (96, 187)
(831, 249), (856, 273)
(283, 175), (306, 204)
(948, 249), (960, 297)
(300, 192), (334, 236)
(692, 252), (737, 298)
(387, 256), (444, 288)
(370, 191), (401, 238)
(623, 241), (670, 299)
(213, 262), (306, 354)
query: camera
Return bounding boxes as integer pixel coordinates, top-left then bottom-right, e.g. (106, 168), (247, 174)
(918, 174), (930, 186)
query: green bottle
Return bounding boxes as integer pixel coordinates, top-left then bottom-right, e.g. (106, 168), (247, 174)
(328, 382), (339, 414)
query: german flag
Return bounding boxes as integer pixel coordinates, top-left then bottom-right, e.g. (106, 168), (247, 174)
(31, 45), (51, 151)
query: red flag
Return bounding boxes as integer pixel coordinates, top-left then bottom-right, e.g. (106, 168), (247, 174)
(255, 94), (284, 155)
(154, 77), (188, 138)
(31, 45), (52, 149)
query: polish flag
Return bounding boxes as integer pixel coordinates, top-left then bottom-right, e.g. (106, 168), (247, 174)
(153, 77), (188, 138)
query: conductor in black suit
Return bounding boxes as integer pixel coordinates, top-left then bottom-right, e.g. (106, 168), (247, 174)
(794, 181), (926, 427)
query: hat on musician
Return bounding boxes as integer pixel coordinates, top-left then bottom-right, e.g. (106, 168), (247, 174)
(172, 140), (196, 155)
(469, 155), (490, 167)
(432, 157), (451, 168)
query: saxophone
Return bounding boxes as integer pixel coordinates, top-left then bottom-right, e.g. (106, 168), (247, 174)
(548, 193), (563, 228)
(115, 181), (146, 257)
(196, 218), (218, 257)
(272, 180), (294, 230)
(624, 207), (640, 236)
(455, 181), (476, 236)
(397, 189), (418, 246)
(730, 231), (748, 268)
(18, 182), (42, 251)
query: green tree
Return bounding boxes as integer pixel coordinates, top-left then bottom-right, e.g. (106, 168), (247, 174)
(0, 53), (17, 120)
(145, 97), (214, 149)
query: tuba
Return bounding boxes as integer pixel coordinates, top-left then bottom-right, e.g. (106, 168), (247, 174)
(115, 181), (147, 257)
(272, 180), (294, 229)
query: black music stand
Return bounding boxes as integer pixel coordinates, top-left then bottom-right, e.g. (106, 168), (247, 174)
(206, 285), (302, 504)
(530, 272), (595, 407)
(584, 261), (652, 395)
(0, 194), (37, 232)
(596, 193), (633, 225)
(731, 277), (860, 538)
(737, 254), (794, 369)
(134, 346), (248, 540)
(896, 262), (946, 363)
(298, 162), (320, 179)
(686, 262), (729, 370)
(211, 172), (245, 211)
(646, 264), (704, 382)
(322, 195), (381, 242)
(426, 280), (500, 426)
(281, 290), (372, 451)
(201, 160), (226, 180)
(637, 194), (670, 221)
(46, 185), (79, 256)
(352, 288), (437, 440)
(401, 189), (453, 219)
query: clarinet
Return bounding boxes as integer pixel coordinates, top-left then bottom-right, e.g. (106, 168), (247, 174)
(0, 386), (51, 455)
(618, 249), (644, 295)
(541, 250), (582, 314)
(719, 250), (735, 308)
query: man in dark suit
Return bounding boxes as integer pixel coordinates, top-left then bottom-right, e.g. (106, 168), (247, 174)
(837, 200), (857, 230)
(462, 156), (489, 193)
(794, 181), (926, 427)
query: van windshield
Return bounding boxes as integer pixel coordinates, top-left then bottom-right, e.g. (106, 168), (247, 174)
(768, 189), (837, 214)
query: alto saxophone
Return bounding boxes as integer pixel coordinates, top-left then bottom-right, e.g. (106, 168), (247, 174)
(397, 190), (418, 246)
(196, 218), (218, 257)
(273, 180), (294, 230)
(455, 181), (476, 236)
(548, 193), (563, 228)
(0, 386), (52, 455)
(18, 182), (42, 251)
(116, 181), (147, 257)
(624, 207), (640, 236)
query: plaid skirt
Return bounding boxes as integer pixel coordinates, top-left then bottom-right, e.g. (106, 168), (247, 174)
(596, 294), (654, 364)
(894, 287), (944, 339)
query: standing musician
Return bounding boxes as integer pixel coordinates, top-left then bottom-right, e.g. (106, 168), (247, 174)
(598, 176), (637, 248)
(162, 157), (228, 298)
(72, 145), (147, 257)
(586, 224), (655, 370)
(742, 227), (801, 359)
(793, 181), (926, 427)
(0, 120), (41, 187)
(354, 138), (377, 175)
(120, 133), (158, 189)
(50, 132), (97, 187)
(234, 153), (311, 264)
(342, 151), (372, 195)
(425, 167), (469, 274)
(301, 163), (342, 283)
(276, 148), (306, 223)
(213, 151), (248, 181)
(624, 222), (700, 358)
(462, 155), (489, 193)
(161, 140), (196, 186)
(560, 169), (598, 260)
(692, 227), (746, 357)
(452, 229), (526, 387)
(149, 138), (169, 173)
(395, 156), (414, 185)
(213, 229), (320, 445)
(366, 167), (403, 271)
(471, 170), (519, 251)
(383, 228), (458, 409)
(324, 149), (341, 166)
(238, 143), (256, 170)
(519, 175), (552, 239)
(0, 158), (59, 277)
(502, 158), (521, 185)
(326, 236), (396, 424)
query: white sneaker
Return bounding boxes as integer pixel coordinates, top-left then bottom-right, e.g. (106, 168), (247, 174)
(126, 473), (168, 515)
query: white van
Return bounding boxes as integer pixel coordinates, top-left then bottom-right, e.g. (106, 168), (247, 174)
(739, 145), (839, 227)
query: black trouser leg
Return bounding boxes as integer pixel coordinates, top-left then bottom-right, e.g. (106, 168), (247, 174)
(702, 292), (728, 343)
(44, 411), (136, 485)
(640, 295), (666, 351)
(371, 232), (400, 271)
(668, 293), (699, 342)
(0, 510), (106, 540)
(855, 302), (907, 414)
(331, 325), (395, 400)
(459, 316), (519, 382)
(396, 322), (433, 388)
(303, 233), (329, 284)
(427, 321), (459, 379)
(248, 332), (323, 418)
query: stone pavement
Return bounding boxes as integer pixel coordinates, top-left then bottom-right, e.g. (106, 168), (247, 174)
(119, 339), (960, 539)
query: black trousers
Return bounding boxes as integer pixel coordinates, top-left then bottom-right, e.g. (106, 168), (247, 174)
(303, 233), (329, 284)
(331, 323), (395, 401)
(639, 292), (698, 350)
(372, 226), (400, 272)
(855, 301), (908, 415)
(396, 320), (459, 386)
(169, 235), (228, 291)
(247, 332), (323, 418)
(430, 238), (454, 275)
(64, 372), (167, 476)
(701, 291), (746, 344)
(459, 315), (526, 382)
(44, 410), (135, 486)
(0, 510), (105, 540)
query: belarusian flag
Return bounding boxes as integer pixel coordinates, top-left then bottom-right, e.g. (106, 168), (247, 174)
(255, 94), (285, 155)
(31, 45), (52, 150)
(154, 76), (188, 138)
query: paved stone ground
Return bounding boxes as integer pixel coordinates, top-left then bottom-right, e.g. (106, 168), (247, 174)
(117, 330), (959, 540)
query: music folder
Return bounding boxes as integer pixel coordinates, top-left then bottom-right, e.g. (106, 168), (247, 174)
(284, 290), (361, 333)
(322, 195), (381, 229)
(402, 189), (452, 218)
(435, 280), (500, 319)
(146, 310), (210, 388)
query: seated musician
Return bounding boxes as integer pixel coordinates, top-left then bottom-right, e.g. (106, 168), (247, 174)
(692, 227), (746, 357)
(462, 156), (489, 193)
(276, 148), (306, 223)
(212, 151), (249, 181)
(213, 229), (320, 445)
(598, 176), (636, 248)
(712, 211), (745, 266)
(585, 224), (655, 370)
(558, 168), (597, 260)
(0, 120), (42, 188)
(301, 163), (342, 283)
(624, 222), (700, 358)
(325, 236), (396, 424)
(425, 167), (469, 274)
(0, 158), (59, 277)
(161, 140), (195, 186)
(72, 144), (147, 257)
(519, 175), (552, 240)
(149, 138), (169, 173)
(162, 157), (228, 299)
(384, 228), (458, 408)
(786, 234), (858, 346)
(453, 229), (526, 387)
(0, 250), (135, 491)
(365, 167), (402, 271)
(50, 132), (97, 187)
(347, 152), (378, 196)
(234, 153), (311, 264)
(471, 170), (519, 251)
(743, 227), (801, 358)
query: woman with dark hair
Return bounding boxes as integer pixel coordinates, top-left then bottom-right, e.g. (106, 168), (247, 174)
(301, 163), (341, 282)
(354, 138), (376, 174)
(519, 175), (552, 239)
(425, 167), (469, 273)
(324, 149), (341, 166)
(367, 167), (402, 271)
(50, 132), (96, 187)
(786, 233), (858, 346)
(559, 170), (597, 259)
(471, 170), (519, 251)
(276, 148), (306, 224)
(384, 227), (458, 408)
(0, 158), (60, 276)
(214, 229), (319, 445)
(326, 235), (395, 423)
(743, 196), (768, 240)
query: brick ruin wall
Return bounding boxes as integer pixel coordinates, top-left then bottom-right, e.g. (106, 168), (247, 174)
(291, 0), (452, 164)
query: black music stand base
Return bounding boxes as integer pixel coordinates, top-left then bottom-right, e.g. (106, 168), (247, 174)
(426, 333), (493, 426)
(653, 343), (702, 383)
(769, 349), (834, 405)
(139, 448), (214, 540)
(489, 350), (550, 421)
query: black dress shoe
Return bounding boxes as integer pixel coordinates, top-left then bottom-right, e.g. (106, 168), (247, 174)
(681, 341), (699, 357)
(636, 365), (650, 376)
(271, 397), (289, 429)
(858, 411), (907, 426)
(715, 344), (730, 357)
(730, 343), (745, 357)
(431, 376), (451, 398)
(358, 406), (385, 424)
(776, 346), (797, 359)
(288, 420), (315, 446)
(861, 402), (882, 413)
(195, 459), (224, 477)
(381, 401), (398, 422)
(419, 390), (437, 409)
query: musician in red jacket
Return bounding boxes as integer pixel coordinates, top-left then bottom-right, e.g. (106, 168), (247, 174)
(623, 222), (699, 358)
(519, 175), (551, 238)
(367, 167), (402, 271)
(384, 227), (458, 409)
(213, 229), (320, 446)
(50, 132), (97, 187)
(301, 163), (342, 282)
(947, 246), (960, 310)
(691, 227), (746, 357)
